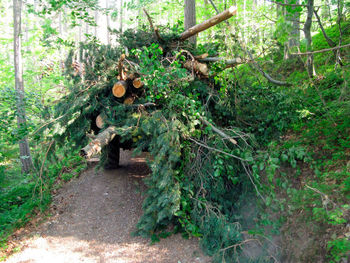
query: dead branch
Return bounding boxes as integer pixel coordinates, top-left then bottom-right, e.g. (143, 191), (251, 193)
(291, 43), (350, 56)
(200, 118), (237, 145)
(207, 1), (290, 86)
(179, 6), (237, 41)
(244, 48), (291, 86)
(143, 8), (163, 42)
(267, 0), (313, 8)
(198, 57), (243, 65)
(188, 138), (245, 163)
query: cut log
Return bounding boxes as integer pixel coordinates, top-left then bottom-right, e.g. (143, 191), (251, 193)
(124, 97), (135, 105)
(112, 81), (127, 98)
(184, 60), (209, 76)
(81, 126), (118, 159)
(132, 78), (143, 89)
(179, 6), (237, 41)
(96, 114), (105, 129)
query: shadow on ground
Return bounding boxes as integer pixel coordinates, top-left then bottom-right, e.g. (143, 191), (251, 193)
(5, 151), (210, 263)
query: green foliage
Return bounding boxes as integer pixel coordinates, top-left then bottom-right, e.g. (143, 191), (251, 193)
(52, 30), (262, 261)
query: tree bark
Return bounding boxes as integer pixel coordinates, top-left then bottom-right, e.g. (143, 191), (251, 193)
(184, 60), (209, 76)
(81, 126), (118, 159)
(180, 6), (236, 41)
(184, 0), (196, 45)
(313, 8), (336, 47)
(94, 9), (98, 37)
(303, 0), (316, 77)
(105, 0), (111, 45)
(199, 57), (243, 65)
(120, 0), (123, 33)
(284, 0), (300, 59)
(13, 0), (33, 173)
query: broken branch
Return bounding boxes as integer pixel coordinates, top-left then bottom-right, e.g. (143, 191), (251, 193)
(179, 6), (237, 41)
(291, 43), (350, 56)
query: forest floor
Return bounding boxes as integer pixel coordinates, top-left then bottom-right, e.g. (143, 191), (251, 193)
(3, 151), (211, 263)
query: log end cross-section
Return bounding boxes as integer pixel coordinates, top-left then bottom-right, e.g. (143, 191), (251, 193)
(96, 114), (105, 129)
(132, 78), (143, 89)
(112, 81), (127, 98)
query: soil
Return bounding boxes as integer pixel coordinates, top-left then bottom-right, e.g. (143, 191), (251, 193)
(4, 151), (211, 263)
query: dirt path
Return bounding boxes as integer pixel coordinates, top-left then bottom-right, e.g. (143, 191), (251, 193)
(5, 151), (210, 263)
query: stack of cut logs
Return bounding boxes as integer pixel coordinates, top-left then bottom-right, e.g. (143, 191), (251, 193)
(95, 74), (144, 129)
(112, 77), (144, 104)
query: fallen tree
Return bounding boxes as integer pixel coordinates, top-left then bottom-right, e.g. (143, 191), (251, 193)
(52, 9), (268, 262)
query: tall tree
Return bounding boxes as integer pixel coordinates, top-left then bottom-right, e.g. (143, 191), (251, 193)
(13, 0), (33, 173)
(285, 0), (301, 59)
(119, 0), (123, 33)
(106, 0), (111, 44)
(184, 0), (196, 45)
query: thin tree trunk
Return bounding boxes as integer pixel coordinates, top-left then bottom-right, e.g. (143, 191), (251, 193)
(284, 0), (300, 59)
(106, 0), (111, 44)
(184, 0), (196, 45)
(243, 0), (246, 44)
(336, 0), (343, 68)
(303, 0), (316, 77)
(13, 0), (33, 173)
(120, 0), (123, 33)
(94, 9), (98, 37)
(59, 12), (62, 35)
(314, 8), (336, 47)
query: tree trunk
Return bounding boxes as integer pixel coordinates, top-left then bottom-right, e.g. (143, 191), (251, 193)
(81, 126), (118, 158)
(106, 0), (111, 45)
(13, 0), (33, 173)
(304, 0), (316, 77)
(120, 0), (123, 33)
(284, 0), (300, 59)
(94, 9), (98, 37)
(184, 0), (196, 45)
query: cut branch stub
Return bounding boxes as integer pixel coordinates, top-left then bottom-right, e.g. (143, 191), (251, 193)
(124, 97), (135, 105)
(133, 78), (143, 89)
(184, 60), (209, 76)
(81, 126), (118, 159)
(179, 6), (237, 41)
(96, 114), (105, 129)
(112, 81), (127, 98)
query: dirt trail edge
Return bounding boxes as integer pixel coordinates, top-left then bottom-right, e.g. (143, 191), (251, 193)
(5, 151), (211, 263)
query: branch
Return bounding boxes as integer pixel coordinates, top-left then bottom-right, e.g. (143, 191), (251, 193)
(200, 118), (237, 145)
(244, 49), (292, 86)
(188, 138), (245, 161)
(291, 43), (350, 56)
(198, 57), (243, 65)
(207, 0), (290, 86)
(313, 8), (336, 47)
(267, 0), (309, 7)
(179, 6), (237, 41)
(142, 8), (163, 42)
